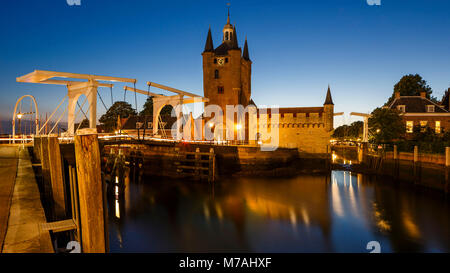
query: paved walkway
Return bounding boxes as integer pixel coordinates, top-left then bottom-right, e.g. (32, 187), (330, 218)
(0, 145), (53, 253)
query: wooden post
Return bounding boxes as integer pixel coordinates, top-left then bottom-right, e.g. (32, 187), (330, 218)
(413, 146), (420, 185)
(40, 136), (53, 204)
(209, 148), (215, 182)
(195, 148), (201, 178)
(47, 135), (66, 220)
(74, 128), (106, 253)
(394, 145), (399, 180)
(445, 147), (450, 194)
(34, 136), (41, 162)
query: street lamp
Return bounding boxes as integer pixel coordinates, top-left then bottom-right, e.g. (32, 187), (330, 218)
(17, 112), (23, 138)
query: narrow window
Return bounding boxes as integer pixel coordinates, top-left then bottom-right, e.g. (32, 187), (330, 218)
(406, 121), (413, 133)
(225, 32), (229, 41)
(420, 121), (428, 132)
(397, 105), (406, 113)
(214, 59), (217, 64)
(230, 32), (233, 40)
(214, 69), (219, 79)
(225, 58), (228, 63)
(436, 121), (441, 134)
(218, 86), (224, 94)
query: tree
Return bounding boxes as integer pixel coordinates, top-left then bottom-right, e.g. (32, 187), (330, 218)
(99, 101), (137, 132)
(411, 125), (437, 143)
(386, 74), (435, 105)
(368, 107), (405, 144)
(332, 121), (363, 140)
(139, 96), (173, 117)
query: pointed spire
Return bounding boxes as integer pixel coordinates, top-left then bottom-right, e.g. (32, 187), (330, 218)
(227, 6), (230, 24)
(324, 85), (334, 105)
(243, 37), (250, 61)
(231, 26), (239, 49)
(204, 27), (214, 53)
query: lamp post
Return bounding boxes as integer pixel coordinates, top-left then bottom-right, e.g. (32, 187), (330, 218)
(17, 112), (23, 141)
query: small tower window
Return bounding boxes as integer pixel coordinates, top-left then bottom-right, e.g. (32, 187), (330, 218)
(214, 59), (217, 64)
(214, 70), (219, 79)
(230, 32), (233, 40)
(225, 32), (229, 41)
(218, 86), (224, 94)
(225, 58), (228, 63)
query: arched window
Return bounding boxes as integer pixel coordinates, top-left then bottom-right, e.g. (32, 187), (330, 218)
(214, 69), (219, 79)
(225, 31), (229, 40)
(230, 32), (233, 40)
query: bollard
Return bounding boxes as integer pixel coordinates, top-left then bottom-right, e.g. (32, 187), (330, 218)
(47, 135), (67, 220)
(74, 128), (106, 253)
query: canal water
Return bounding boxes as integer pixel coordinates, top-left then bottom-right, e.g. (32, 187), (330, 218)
(107, 169), (450, 253)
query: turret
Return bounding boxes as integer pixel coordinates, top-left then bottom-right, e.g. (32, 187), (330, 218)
(323, 85), (334, 132)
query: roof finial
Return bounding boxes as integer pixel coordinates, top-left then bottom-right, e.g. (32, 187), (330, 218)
(227, 2), (231, 24)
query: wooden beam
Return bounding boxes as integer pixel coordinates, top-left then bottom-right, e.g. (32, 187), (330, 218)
(147, 81), (203, 98)
(124, 86), (163, 97)
(182, 97), (209, 104)
(350, 112), (371, 118)
(74, 128), (106, 253)
(41, 80), (113, 88)
(17, 70), (136, 84)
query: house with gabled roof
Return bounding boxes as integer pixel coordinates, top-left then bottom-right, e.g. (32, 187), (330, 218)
(387, 91), (450, 136)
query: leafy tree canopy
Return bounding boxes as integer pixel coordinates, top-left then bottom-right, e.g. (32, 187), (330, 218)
(386, 74), (435, 105)
(368, 107), (405, 144)
(99, 101), (137, 132)
(139, 96), (173, 117)
(332, 121), (363, 140)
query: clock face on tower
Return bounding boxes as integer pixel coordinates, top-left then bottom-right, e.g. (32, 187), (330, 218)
(217, 58), (225, 66)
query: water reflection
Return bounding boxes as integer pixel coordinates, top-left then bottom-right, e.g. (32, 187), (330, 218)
(107, 169), (450, 253)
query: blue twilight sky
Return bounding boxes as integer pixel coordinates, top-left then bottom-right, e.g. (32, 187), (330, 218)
(0, 0), (449, 126)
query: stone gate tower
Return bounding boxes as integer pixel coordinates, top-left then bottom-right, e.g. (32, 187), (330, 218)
(202, 12), (252, 114)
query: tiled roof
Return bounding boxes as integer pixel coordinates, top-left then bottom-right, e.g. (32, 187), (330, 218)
(214, 42), (239, 56)
(389, 96), (448, 113)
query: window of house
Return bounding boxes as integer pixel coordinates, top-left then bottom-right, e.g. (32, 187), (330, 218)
(214, 69), (219, 79)
(427, 105), (435, 112)
(218, 86), (224, 94)
(397, 105), (406, 113)
(225, 58), (228, 63)
(136, 122), (143, 129)
(420, 121), (428, 132)
(406, 121), (414, 133)
(214, 59), (217, 64)
(435, 121), (441, 134)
